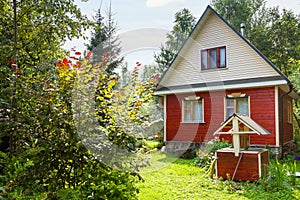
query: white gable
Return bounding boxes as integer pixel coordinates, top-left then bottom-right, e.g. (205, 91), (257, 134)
(156, 7), (287, 94)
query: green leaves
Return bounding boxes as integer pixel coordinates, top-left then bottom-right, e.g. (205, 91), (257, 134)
(154, 8), (196, 74)
(0, 0), (91, 68)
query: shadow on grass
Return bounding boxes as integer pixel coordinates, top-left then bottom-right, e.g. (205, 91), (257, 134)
(157, 152), (195, 166)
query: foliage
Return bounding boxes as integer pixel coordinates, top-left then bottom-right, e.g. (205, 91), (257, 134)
(212, 0), (264, 33)
(193, 138), (232, 169)
(112, 62), (162, 141)
(254, 158), (300, 194)
(85, 4), (123, 74)
(154, 8), (196, 74)
(143, 140), (163, 152)
(0, 0), (91, 68)
(0, 52), (140, 199)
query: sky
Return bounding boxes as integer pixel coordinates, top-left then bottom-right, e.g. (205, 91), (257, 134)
(64, 0), (300, 67)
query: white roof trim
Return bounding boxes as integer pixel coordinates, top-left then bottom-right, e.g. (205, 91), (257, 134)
(154, 80), (287, 95)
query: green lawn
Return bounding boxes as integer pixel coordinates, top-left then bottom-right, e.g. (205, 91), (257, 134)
(136, 152), (300, 200)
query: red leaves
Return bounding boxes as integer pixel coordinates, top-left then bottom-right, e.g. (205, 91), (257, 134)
(7, 59), (20, 71)
(152, 75), (160, 79)
(87, 51), (92, 57)
(110, 56), (117, 61)
(11, 64), (20, 71)
(8, 59), (14, 66)
(57, 58), (70, 69)
(73, 61), (82, 69)
(85, 51), (92, 59)
(103, 52), (110, 58)
(136, 62), (142, 67)
(57, 52), (83, 70)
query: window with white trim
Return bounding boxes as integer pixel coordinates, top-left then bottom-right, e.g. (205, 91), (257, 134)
(201, 46), (226, 70)
(182, 96), (204, 123)
(225, 94), (249, 118)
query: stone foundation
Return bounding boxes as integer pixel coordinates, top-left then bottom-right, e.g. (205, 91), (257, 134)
(164, 141), (204, 153)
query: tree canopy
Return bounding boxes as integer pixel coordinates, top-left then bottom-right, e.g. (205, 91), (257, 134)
(0, 0), (91, 67)
(154, 8), (196, 74)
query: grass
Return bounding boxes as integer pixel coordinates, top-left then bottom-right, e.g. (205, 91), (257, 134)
(136, 152), (244, 200)
(136, 151), (300, 200)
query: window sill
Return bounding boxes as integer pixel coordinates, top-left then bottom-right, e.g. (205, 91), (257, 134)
(181, 121), (206, 124)
(200, 67), (228, 72)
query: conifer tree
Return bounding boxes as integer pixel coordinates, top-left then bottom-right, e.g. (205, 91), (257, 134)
(86, 2), (123, 74)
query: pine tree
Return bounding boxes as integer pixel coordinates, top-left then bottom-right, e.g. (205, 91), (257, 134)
(86, 2), (123, 74)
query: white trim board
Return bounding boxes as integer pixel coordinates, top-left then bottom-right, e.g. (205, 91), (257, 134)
(154, 80), (287, 95)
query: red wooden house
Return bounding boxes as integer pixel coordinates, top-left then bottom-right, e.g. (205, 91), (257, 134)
(154, 5), (298, 158)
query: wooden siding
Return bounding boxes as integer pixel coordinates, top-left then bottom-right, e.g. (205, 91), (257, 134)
(216, 150), (269, 181)
(159, 12), (281, 88)
(279, 89), (294, 144)
(166, 87), (277, 146)
(260, 150), (269, 176)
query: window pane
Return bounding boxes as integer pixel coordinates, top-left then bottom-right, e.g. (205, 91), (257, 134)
(220, 48), (226, 67)
(193, 101), (203, 121)
(185, 101), (191, 109)
(237, 98), (249, 116)
(209, 49), (217, 69)
(183, 100), (203, 122)
(226, 108), (234, 118)
(185, 110), (191, 121)
(226, 99), (234, 107)
(201, 51), (207, 70)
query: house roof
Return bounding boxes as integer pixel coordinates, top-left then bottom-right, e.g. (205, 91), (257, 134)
(155, 5), (293, 95)
(213, 113), (270, 136)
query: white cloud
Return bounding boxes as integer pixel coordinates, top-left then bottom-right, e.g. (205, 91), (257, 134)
(146, 0), (185, 8)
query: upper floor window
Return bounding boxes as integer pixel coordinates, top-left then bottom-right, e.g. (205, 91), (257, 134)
(182, 96), (204, 123)
(201, 46), (226, 70)
(225, 93), (249, 119)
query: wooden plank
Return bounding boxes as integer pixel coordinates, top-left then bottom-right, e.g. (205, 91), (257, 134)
(216, 151), (261, 181)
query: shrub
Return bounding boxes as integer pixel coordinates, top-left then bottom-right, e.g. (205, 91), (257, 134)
(143, 140), (163, 151)
(193, 138), (231, 169)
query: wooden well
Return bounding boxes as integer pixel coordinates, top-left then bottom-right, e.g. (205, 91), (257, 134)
(214, 113), (270, 181)
(216, 148), (269, 181)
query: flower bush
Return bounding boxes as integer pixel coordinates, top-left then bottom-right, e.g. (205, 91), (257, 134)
(0, 50), (140, 199)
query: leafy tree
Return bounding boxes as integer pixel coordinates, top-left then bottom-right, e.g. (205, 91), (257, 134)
(154, 8), (196, 74)
(212, 0), (264, 34)
(112, 63), (162, 147)
(0, 0), (90, 68)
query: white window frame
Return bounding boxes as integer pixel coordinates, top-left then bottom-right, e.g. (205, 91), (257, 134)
(181, 96), (204, 123)
(224, 94), (250, 120)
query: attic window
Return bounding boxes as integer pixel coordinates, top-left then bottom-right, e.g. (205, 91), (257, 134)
(201, 46), (226, 70)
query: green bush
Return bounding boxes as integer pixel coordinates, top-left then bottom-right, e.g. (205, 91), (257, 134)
(143, 140), (163, 151)
(193, 138), (231, 169)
